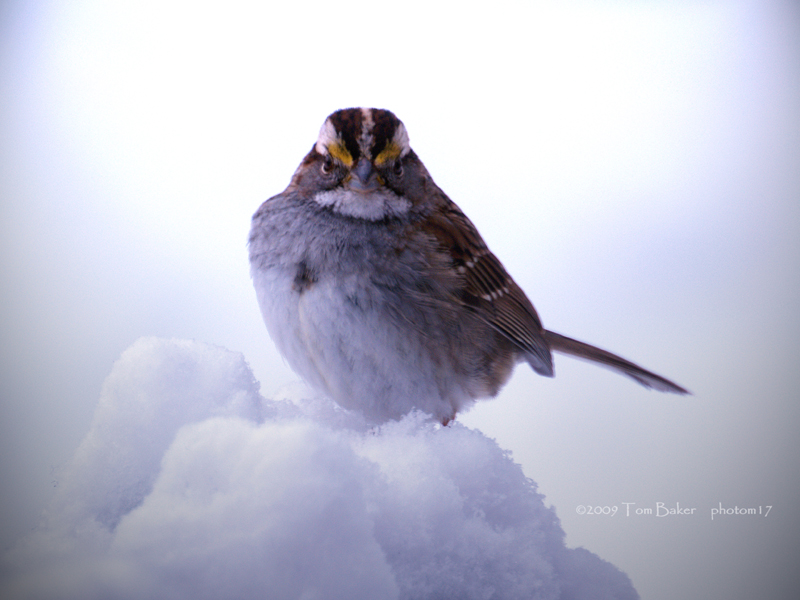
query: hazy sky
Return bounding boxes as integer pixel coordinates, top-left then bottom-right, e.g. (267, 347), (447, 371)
(2, 1), (799, 599)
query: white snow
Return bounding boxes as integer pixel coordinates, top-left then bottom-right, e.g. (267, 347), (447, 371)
(1, 337), (638, 600)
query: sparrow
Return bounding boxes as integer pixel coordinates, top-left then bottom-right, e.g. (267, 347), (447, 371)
(249, 108), (688, 425)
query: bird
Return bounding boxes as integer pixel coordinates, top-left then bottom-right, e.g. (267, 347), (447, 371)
(249, 107), (688, 425)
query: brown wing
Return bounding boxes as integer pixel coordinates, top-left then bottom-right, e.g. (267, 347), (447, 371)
(422, 199), (554, 376)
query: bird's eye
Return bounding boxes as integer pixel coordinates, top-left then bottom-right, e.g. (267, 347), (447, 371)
(393, 160), (404, 178)
(321, 155), (334, 175)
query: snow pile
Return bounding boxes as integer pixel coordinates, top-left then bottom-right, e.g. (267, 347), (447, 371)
(1, 337), (638, 600)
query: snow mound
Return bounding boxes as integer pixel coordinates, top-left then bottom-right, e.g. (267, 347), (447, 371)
(2, 337), (637, 600)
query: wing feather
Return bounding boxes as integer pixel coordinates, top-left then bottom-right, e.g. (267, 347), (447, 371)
(422, 200), (553, 375)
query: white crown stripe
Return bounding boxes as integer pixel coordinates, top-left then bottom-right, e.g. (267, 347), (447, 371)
(359, 108), (375, 160)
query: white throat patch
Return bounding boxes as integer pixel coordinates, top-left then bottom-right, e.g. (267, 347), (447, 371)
(313, 188), (411, 221)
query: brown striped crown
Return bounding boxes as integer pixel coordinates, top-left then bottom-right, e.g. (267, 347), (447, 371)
(315, 108), (411, 168)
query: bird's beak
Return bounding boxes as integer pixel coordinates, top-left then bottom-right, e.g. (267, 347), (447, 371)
(347, 157), (381, 193)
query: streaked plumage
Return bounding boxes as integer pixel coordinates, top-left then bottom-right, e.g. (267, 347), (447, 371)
(249, 108), (688, 424)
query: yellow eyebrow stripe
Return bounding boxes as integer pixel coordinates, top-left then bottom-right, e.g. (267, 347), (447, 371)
(374, 141), (401, 166)
(327, 142), (353, 168)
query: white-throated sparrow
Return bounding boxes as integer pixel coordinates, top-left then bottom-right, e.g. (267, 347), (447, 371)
(249, 108), (688, 425)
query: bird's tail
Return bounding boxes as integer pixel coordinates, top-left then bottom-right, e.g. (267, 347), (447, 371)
(543, 330), (689, 394)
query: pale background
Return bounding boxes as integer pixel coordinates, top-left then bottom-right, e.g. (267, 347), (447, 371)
(1, 1), (798, 599)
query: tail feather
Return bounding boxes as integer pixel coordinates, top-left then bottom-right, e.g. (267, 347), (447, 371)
(543, 330), (689, 395)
